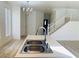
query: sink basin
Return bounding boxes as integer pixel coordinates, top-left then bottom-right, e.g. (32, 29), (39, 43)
(23, 45), (45, 53)
(27, 40), (43, 44)
(21, 39), (52, 54)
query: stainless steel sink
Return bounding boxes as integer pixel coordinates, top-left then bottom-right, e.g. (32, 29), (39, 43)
(21, 27), (53, 54)
(21, 40), (53, 54)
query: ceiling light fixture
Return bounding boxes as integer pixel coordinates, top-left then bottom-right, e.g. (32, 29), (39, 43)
(22, 1), (33, 16)
(23, 7), (25, 12)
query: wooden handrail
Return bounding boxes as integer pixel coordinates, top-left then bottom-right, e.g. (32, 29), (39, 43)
(48, 16), (70, 34)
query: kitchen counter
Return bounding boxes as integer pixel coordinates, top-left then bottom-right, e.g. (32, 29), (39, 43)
(15, 35), (76, 58)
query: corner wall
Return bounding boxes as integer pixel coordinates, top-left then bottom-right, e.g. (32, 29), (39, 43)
(20, 8), (26, 36)
(26, 10), (44, 35)
(12, 6), (21, 39)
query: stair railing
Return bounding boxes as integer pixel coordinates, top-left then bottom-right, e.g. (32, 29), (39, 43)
(48, 16), (70, 35)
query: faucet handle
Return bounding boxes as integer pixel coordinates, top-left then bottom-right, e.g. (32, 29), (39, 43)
(36, 27), (46, 35)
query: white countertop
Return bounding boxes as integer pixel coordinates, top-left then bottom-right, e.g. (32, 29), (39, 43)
(15, 35), (76, 58)
(26, 35), (45, 41)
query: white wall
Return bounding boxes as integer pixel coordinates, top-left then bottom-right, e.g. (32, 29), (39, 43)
(50, 21), (79, 41)
(0, 2), (8, 38)
(21, 8), (26, 36)
(66, 9), (79, 21)
(5, 8), (12, 37)
(26, 10), (44, 35)
(36, 11), (44, 33)
(26, 10), (36, 35)
(54, 8), (66, 21)
(50, 10), (56, 25)
(12, 6), (21, 39)
(0, 2), (4, 38)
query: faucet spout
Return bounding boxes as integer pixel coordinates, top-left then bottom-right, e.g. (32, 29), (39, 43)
(36, 27), (46, 41)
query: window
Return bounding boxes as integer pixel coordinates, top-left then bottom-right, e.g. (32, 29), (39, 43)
(5, 8), (12, 37)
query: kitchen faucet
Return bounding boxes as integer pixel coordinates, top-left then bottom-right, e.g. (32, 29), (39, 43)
(21, 27), (49, 53)
(36, 27), (46, 41)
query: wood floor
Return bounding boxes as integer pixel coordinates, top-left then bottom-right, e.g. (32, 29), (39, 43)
(58, 40), (79, 58)
(0, 38), (24, 58)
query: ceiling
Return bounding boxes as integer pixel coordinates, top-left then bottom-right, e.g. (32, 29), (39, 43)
(7, 1), (79, 13)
